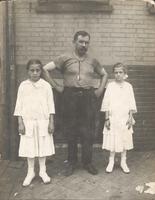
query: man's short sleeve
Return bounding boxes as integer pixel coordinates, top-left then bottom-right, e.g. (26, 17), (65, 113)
(53, 54), (68, 71)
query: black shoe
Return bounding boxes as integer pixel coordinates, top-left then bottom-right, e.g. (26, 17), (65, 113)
(64, 162), (75, 176)
(83, 164), (98, 175)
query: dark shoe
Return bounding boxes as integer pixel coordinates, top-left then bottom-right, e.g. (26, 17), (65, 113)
(64, 162), (75, 176)
(83, 164), (98, 175)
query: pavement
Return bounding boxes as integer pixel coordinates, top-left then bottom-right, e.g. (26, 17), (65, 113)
(0, 147), (155, 200)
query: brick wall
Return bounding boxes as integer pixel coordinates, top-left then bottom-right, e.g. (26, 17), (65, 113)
(12, 0), (155, 149)
(14, 0), (155, 65)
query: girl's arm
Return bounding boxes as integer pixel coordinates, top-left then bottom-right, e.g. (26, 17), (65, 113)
(18, 116), (25, 135)
(105, 111), (110, 130)
(48, 114), (54, 135)
(126, 84), (137, 129)
(126, 110), (135, 129)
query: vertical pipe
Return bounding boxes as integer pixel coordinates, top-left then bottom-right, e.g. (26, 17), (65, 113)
(10, 0), (18, 161)
(4, 0), (11, 159)
(5, 0), (18, 160)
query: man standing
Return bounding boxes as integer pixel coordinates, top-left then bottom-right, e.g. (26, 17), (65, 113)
(43, 31), (108, 176)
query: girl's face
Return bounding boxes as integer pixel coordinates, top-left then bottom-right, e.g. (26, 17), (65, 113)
(114, 67), (126, 82)
(28, 64), (42, 82)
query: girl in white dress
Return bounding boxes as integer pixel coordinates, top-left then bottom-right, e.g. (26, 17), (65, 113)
(101, 63), (137, 173)
(14, 59), (55, 186)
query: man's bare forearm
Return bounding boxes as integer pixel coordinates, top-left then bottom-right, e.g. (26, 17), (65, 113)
(43, 62), (64, 92)
(95, 70), (108, 98)
(98, 72), (108, 92)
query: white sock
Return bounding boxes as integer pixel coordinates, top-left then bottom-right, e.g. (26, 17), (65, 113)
(23, 158), (35, 186)
(39, 157), (51, 183)
(106, 152), (115, 173)
(121, 151), (130, 173)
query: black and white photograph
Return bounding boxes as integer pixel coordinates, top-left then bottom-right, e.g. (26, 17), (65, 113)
(0, 0), (155, 199)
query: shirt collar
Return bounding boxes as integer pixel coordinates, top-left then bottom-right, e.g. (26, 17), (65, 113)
(27, 78), (43, 88)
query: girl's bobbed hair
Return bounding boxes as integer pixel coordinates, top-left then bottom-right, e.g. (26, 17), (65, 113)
(26, 59), (43, 70)
(113, 62), (128, 74)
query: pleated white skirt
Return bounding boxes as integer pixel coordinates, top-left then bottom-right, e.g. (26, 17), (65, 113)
(19, 122), (55, 158)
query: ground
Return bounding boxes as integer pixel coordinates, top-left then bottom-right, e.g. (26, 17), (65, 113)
(0, 148), (155, 200)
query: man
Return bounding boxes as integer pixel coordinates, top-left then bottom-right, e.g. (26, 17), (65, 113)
(43, 31), (108, 176)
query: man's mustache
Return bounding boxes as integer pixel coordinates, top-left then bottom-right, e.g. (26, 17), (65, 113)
(80, 47), (87, 51)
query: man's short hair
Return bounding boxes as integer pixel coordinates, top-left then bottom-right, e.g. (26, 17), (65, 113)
(73, 31), (90, 42)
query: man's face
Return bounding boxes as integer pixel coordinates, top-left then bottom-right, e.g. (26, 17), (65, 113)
(74, 35), (90, 56)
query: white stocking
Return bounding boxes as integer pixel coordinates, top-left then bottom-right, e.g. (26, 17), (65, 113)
(23, 158), (35, 186)
(106, 152), (115, 173)
(121, 150), (130, 173)
(39, 157), (51, 183)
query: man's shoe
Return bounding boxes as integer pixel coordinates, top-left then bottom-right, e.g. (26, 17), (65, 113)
(84, 164), (98, 175)
(64, 163), (74, 176)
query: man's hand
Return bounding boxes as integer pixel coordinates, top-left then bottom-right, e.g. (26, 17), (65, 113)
(55, 84), (64, 93)
(94, 88), (102, 98)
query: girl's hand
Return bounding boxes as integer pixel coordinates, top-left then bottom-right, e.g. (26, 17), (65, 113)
(48, 123), (54, 134)
(105, 119), (110, 130)
(18, 122), (25, 135)
(126, 118), (132, 129)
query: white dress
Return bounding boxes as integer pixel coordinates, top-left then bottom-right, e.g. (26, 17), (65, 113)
(101, 81), (137, 152)
(14, 78), (55, 158)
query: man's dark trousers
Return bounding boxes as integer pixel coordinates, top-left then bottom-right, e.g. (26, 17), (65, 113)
(63, 87), (97, 166)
